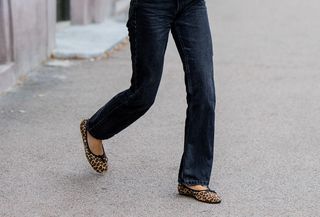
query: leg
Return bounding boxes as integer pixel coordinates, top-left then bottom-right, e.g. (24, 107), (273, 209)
(171, 0), (216, 186)
(86, 0), (174, 140)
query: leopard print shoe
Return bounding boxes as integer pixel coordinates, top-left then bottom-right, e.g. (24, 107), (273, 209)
(80, 119), (108, 173)
(178, 183), (222, 204)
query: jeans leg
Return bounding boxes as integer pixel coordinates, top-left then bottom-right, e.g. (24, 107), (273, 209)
(86, 0), (173, 140)
(171, 0), (216, 186)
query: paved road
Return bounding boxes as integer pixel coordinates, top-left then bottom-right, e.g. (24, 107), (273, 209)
(1, 0), (319, 216)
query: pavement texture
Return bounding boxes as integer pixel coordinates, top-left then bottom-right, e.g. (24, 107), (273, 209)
(1, 0), (320, 216)
(53, 19), (128, 59)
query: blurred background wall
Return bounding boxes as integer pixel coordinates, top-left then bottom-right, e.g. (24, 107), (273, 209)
(0, 0), (129, 92)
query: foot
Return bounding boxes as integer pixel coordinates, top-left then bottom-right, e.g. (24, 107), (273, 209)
(87, 130), (104, 156)
(80, 119), (108, 173)
(178, 183), (222, 204)
(185, 185), (209, 191)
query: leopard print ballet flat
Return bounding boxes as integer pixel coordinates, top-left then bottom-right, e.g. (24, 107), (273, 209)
(177, 183), (222, 204)
(80, 119), (108, 173)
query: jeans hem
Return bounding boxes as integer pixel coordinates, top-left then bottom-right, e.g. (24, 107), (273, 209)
(178, 179), (209, 186)
(86, 119), (109, 140)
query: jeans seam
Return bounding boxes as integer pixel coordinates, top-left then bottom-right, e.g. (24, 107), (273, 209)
(174, 27), (192, 94)
(88, 6), (141, 137)
(173, 24), (194, 184)
(132, 1), (138, 88)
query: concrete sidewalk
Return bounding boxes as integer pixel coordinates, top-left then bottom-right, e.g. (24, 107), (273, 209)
(1, 0), (320, 216)
(53, 19), (128, 59)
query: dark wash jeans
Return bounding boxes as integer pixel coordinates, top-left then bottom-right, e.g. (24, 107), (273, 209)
(87, 0), (216, 186)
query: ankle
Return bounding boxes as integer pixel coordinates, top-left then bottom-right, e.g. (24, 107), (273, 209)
(87, 131), (102, 145)
(186, 184), (208, 191)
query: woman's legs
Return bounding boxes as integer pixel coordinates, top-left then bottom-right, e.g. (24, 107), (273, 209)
(171, 0), (216, 187)
(84, 0), (215, 191)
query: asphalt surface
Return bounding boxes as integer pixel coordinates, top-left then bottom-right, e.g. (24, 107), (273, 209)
(1, 0), (319, 216)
